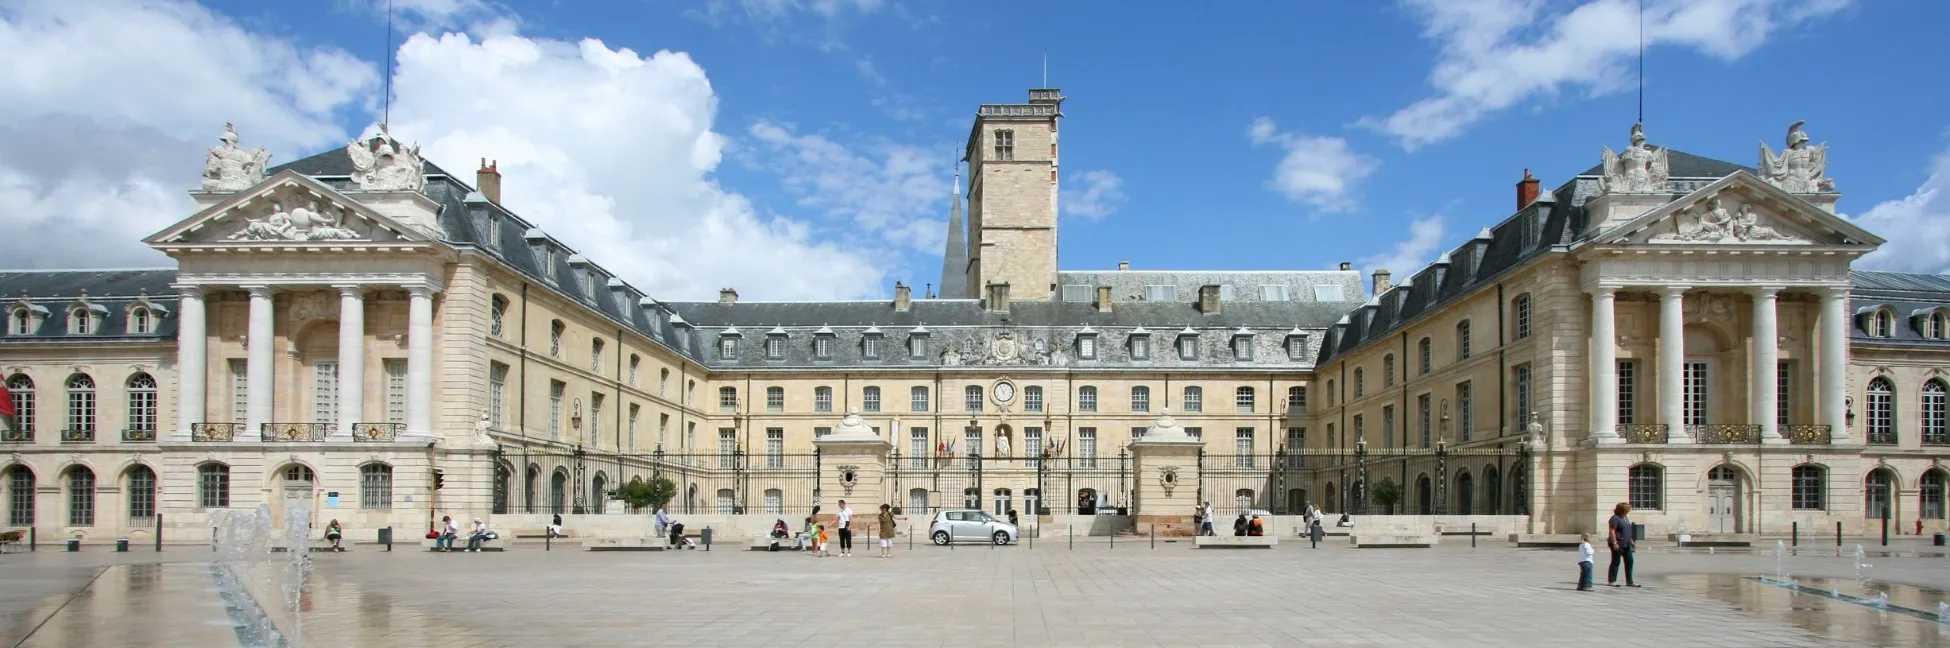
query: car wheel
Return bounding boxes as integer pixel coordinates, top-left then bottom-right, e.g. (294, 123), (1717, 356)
(992, 531), (1010, 545)
(932, 531), (951, 546)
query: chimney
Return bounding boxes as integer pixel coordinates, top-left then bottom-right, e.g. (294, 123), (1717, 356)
(1117, 261), (1130, 271)
(984, 283), (1011, 313)
(894, 282), (912, 312)
(718, 287), (738, 304)
(1198, 284), (1222, 315)
(1372, 269), (1392, 295)
(477, 159), (502, 204)
(1095, 285), (1113, 312)
(1338, 261), (1353, 271)
(1516, 168), (1540, 210)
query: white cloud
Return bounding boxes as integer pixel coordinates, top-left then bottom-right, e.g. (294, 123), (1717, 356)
(1248, 117), (1378, 212)
(1358, 215), (1447, 279)
(745, 120), (949, 254)
(1367, 0), (1850, 149)
(0, 0), (376, 268)
(1060, 170), (1126, 221)
(693, 0), (887, 50)
(1853, 151), (1950, 275)
(386, 32), (888, 301)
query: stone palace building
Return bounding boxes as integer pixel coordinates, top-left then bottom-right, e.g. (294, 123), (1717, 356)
(2, 91), (1947, 544)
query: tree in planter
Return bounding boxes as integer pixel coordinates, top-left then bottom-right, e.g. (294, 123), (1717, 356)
(617, 475), (677, 514)
(1370, 477), (1403, 515)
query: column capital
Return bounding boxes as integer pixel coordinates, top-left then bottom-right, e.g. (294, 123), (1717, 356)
(1659, 285), (1691, 298)
(1589, 285), (1618, 297)
(335, 284), (365, 297)
(1748, 286), (1785, 297)
(1816, 285), (1852, 300)
(171, 284), (205, 298)
(405, 284), (437, 298)
(242, 285), (274, 298)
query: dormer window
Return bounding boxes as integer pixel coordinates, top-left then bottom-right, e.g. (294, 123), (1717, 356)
(908, 325), (930, 359)
(541, 247), (558, 282)
(718, 326), (741, 360)
(862, 326), (883, 359)
(1128, 327), (1151, 360)
(1231, 327), (1255, 361)
(68, 305), (100, 334)
(129, 307), (153, 334)
(8, 307), (31, 335)
(1177, 327), (1199, 360)
(1285, 332), (1308, 361)
(1873, 309), (1895, 338)
(813, 327), (835, 360)
(1076, 325), (1098, 360)
(1930, 312), (1949, 340)
(765, 328), (788, 359)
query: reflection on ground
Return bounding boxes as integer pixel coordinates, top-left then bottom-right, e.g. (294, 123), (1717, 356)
(1662, 573), (1949, 647)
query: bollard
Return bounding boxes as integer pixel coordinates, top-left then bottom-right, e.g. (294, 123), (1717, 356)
(1881, 517), (1889, 547)
(1836, 521), (1843, 547)
(1471, 523), (1477, 548)
(546, 531), (552, 552)
(1792, 521), (1799, 547)
(1110, 528), (1114, 550)
(29, 527), (35, 552)
(155, 514), (163, 552)
(1068, 526), (1073, 550)
(211, 527), (217, 552)
(1150, 525), (1155, 550)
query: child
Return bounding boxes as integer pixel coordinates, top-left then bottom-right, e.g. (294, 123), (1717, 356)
(1576, 533), (1595, 591)
(813, 522), (830, 557)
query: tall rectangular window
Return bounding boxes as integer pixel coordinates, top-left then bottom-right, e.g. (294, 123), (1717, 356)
(766, 386), (784, 412)
(1285, 428), (1305, 468)
(1235, 387), (1255, 413)
(1683, 361), (1709, 426)
(1514, 294), (1532, 339)
(627, 404), (639, 451)
(1025, 427), (1043, 467)
(1352, 415), (1364, 445)
(1078, 386), (1098, 412)
(814, 386), (833, 413)
(548, 381), (565, 440)
(719, 387), (738, 413)
(311, 361), (338, 423)
(862, 386), (880, 412)
(964, 427), (982, 468)
(1382, 405), (1396, 449)
(1078, 428), (1098, 468)
(1130, 386), (1150, 413)
(718, 429), (737, 469)
(765, 428), (784, 468)
(659, 413), (670, 450)
(589, 394), (604, 445)
(910, 427), (929, 468)
(863, 336), (880, 359)
(1617, 360), (1637, 426)
(1234, 429), (1254, 466)
(911, 386), (929, 412)
(230, 359), (248, 422)
(1418, 393), (1432, 448)
(1024, 386), (1043, 412)
(1183, 387), (1203, 413)
(1776, 360), (1792, 425)
(1513, 364), (1533, 423)
(965, 385), (984, 412)
(1456, 381), (1473, 442)
(384, 359), (407, 424)
(488, 363), (509, 430)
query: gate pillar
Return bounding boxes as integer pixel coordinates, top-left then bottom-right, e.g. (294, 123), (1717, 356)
(813, 410), (894, 518)
(1130, 410), (1205, 536)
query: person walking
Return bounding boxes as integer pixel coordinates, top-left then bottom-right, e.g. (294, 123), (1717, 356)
(1201, 502), (1217, 536)
(1606, 503), (1639, 587)
(876, 504), (901, 558)
(1576, 533), (1595, 591)
(835, 500), (855, 557)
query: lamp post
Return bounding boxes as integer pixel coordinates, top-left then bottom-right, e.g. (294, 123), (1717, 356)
(1436, 400), (1450, 516)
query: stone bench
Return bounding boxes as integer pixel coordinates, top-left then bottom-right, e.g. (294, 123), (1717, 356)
(1437, 525), (1498, 536)
(420, 538), (506, 552)
(1195, 535), (1277, 549)
(1510, 534), (1582, 548)
(1351, 533), (1436, 548)
(584, 537), (668, 552)
(749, 535), (802, 551)
(512, 528), (574, 539)
(269, 538), (350, 552)
(1671, 534), (1753, 548)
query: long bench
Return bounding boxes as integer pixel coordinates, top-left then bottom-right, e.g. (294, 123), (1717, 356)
(269, 538), (351, 552)
(420, 538), (506, 552)
(1351, 533), (1437, 548)
(512, 528), (574, 540)
(1195, 535), (1277, 549)
(749, 535), (803, 551)
(1511, 534), (1582, 548)
(584, 537), (668, 552)
(1672, 533), (1753, 548)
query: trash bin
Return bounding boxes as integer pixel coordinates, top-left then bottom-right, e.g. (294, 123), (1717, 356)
(66, 539), (79, 552)
(1631, 523), (1645, 542)
(1935, 533), (1945, 547)
(377, 526), (393, 547)
(699, 527), (712, 550)
(116, 538), (129, 552)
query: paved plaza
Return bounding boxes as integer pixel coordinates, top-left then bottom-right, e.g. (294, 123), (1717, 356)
(3, 538), (1948, 647)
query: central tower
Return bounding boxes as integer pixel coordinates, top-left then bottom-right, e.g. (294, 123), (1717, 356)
(961, 88), (1063, 301)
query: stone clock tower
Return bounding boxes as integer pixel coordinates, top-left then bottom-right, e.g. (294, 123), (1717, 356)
(962, 88), (1063, 301)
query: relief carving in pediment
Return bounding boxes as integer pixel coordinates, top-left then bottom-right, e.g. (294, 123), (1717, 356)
(1647, 191), (1810, 245)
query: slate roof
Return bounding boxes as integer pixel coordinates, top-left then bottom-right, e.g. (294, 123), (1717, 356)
(1848, 270), (1950, 346)
(0, 269), (181, 341)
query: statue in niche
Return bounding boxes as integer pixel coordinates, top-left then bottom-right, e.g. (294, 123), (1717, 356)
(346, 123), (427, 192)
(1600, 122), (1670, 193)
(995, 432), (1010, 457)
(201, 123), (271, 192)
(1760, 121), (1834, 193)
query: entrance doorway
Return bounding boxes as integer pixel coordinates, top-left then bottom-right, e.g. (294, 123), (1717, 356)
(275, 464), (316, 531)
(1707, 465), (1741, 533)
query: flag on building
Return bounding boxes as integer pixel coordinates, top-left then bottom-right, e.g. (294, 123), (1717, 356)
(0, 383), (14, 431)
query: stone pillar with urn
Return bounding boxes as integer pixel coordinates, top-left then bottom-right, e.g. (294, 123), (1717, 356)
(1129, 410), (1204, 536)
(813, 410), (893, 520)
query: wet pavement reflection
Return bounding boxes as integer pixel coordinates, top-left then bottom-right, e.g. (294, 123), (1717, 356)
(15, 563), (242, 648)
(1662, 573), (1950, 647)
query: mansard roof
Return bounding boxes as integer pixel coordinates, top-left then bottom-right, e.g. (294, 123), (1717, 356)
(0, 269), (180, 341)
(1849, 270), (1950, 347)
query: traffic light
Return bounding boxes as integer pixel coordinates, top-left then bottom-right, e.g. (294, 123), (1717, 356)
(433, 470), (445, 490)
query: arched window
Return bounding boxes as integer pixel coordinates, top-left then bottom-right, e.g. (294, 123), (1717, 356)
(1922, 469), (1947, 520)
(1791, 464), (1825, 510)
(1865, 469), (1895, 519)
(715, 488), (735, 513)
(549, 320), (565, 357)
(1415, 475), (1432, 514)
(1077, 386), (1097, 412)
(1627, 464), (1662, 510)
(1932, 312), (1949, 340)
(1513, 294), (1532, 339)
(1418, 337), (1433, 374)
(490, 295), (509, 337)
(628, 354), (640, 386)
(862, 386), (881, 412)
(524, 465), (540, 514)
(5, 466), (33, 525)
(767, 386), (785, 412)
(1923, 380), (1948, 445)
(129, 307), (154, 334)
(1130, 386), (1150, 413)
(1456, 320), (1472, 360)
(1484, 465), (1502, 515)
(1353, 368), (1365, 398)
(1234, 488), (1254, 513)
(360, 463), (393, 509)
(1866, 377), (1895, 444)
(66, 374), (96, 441)
(550, 470), (568, 514)
(1235, 386), (1256, 413)
(125, 373), (157, 441)
(763, 488), (783, 514)
(1182, 386), (1203, 413)
(66, 466), (95, 526)
(198, 463), (230, 508)
(815, 386), (834, 413)
(6, 374), (34, 436)
(1873, 309), (1894, 337)
(68, 307), (95, 334)
(7, 307), (31, 335)
(127, 465), (156, 520)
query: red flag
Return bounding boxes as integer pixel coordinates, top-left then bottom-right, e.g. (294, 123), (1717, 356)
(0, 383), (13, 431)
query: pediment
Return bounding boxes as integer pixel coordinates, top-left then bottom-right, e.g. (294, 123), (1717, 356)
(1590, 172), (1883, 248)
(145, 171), (435, 247)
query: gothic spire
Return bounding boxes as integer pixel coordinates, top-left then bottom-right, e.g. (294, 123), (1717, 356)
(938, 160), (969, 299)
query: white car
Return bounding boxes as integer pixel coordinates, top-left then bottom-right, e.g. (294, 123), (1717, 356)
(928, 509), (1018, 545)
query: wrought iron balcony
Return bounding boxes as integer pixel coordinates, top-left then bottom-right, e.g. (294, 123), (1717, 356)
(261, 422), (330, 442)
(1688, 424), (1762, 444)
(1866, 431), (1898, 445)
(1784, 424), (1832, 445)
(121, 428), (157, 442)
(192, 422), (241, 442)
(1926, 432), (1950, 446)
(1, 428), (30, 443)
(60, 428), (96, 443)
(352, 422), (403, 442)
(1617, 424), (1669, 444)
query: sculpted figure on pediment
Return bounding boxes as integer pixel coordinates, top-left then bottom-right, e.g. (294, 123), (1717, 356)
(346, 124), (426, 192)
(226, 200), (366, 242)
(1760, 121), (1834, 194)
(1600, 122), (1669, 194)
(202, 123), (271, 192)
(1652, 194), (1802, 244)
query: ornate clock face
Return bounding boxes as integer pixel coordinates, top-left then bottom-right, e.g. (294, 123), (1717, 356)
(992, 381), (1015, 404)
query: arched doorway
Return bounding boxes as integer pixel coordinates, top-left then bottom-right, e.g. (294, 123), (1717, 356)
(1286, 488), (1307, 515)
(549, 469), (568, 515)
(1323, 482), (1337, 513)
(1483, 465), (1502, 515)
(524, 464), (541, 513)
(685, 483), (698, 514)
(590, 472), (608, 514)
(1415, 474), (1432, 515)
(493, 462), (513, 514)
(1024, 488), (1041, 516)
(272, 464), (317, 530)
(1865, 468), (1897, 521)
(1076, 488), (1098, 515)
(1455, 471), (1474, 516)
(1707, 465), (1743, 533)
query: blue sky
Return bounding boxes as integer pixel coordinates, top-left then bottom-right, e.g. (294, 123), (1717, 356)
(3, 0), (1946, 299)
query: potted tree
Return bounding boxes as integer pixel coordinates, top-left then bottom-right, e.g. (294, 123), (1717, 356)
(1371, 478), (1403, 516)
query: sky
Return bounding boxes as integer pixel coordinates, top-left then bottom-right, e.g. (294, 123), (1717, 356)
(1, 0), (1946, 301)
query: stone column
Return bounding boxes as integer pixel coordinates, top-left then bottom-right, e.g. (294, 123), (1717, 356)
(335, 285), (365, 441)
(1751, 287), (1784, 443)
(405, 286), (435, 440)
(1658, 286), (1690, 443)
(1590, 287), (1619, 443)
(244, 285), (274, 443)
(173, 286), (206, 441)
(1818, 287), (1850, 443)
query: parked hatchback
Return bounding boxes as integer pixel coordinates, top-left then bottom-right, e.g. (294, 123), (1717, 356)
(928, 509), (1018, 545)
